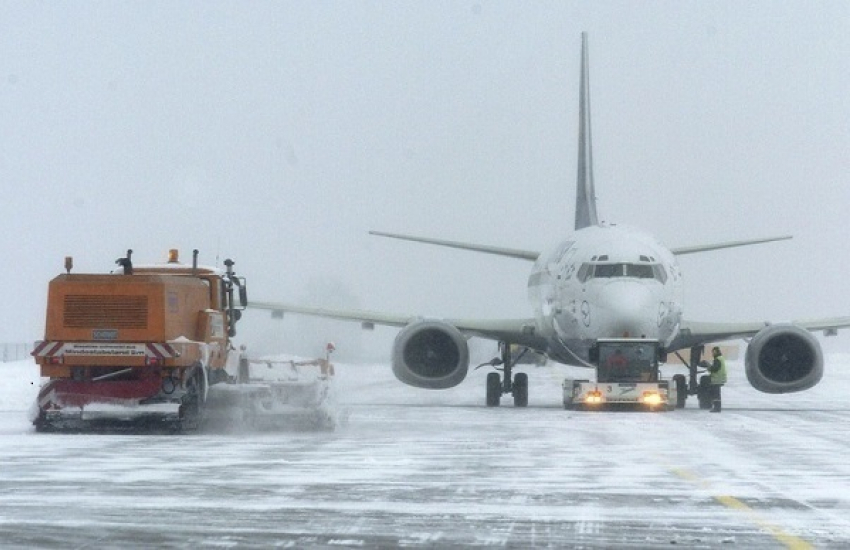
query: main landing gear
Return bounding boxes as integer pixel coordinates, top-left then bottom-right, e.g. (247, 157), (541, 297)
(671, 345), (713, 410)
(480, 342), (528, 408)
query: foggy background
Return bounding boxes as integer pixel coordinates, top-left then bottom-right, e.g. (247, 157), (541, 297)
(2, 2), (847, 362)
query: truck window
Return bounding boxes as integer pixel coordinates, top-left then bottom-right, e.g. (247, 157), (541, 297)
(597, 343), (659, 383)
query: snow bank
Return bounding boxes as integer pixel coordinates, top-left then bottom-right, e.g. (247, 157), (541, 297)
(0, 358), (41, 412)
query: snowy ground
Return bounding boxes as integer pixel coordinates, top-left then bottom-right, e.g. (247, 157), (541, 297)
(1, 355), (849, 548)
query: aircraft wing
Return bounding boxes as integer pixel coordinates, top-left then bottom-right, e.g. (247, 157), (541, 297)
(368, 231), (540, 261)
(367, 232), (794, 262)
(248, 301), (548, 350)
(670, 316), (850, 351)
(670, 235), (792, 256)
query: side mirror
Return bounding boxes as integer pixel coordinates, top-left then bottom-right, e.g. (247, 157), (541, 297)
(238, 281), (248, 307)
(588, 345), (599, 363)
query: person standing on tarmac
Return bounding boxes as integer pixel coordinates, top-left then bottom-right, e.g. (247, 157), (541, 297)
(708, 346), (727, 412)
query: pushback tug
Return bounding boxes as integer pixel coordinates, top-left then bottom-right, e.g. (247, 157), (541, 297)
(562, 338), (679, 411)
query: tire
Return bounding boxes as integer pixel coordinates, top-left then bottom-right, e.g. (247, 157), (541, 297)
(672, 374), (687, 409)
(486, 372), (501, 407)
(513, 372), (528, 408)
(181, 365), (208, 431)
(697, 374), (712, 409)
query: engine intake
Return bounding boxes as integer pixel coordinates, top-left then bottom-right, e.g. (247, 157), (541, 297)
(745, 324), (823, 394)
(391, 319), (469, 389)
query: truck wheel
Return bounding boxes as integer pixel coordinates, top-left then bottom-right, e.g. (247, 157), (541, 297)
(672, 374), (687, 408)
(486, 372), (501, 407)
(513, 373), (528, 408)
(180, 365), (208, 431)
(697, 374), (712, 409)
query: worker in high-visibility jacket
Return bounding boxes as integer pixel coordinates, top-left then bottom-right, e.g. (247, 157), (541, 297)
(707, 346), (727, 412)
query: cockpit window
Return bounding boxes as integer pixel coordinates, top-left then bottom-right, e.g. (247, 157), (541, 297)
(577, 262), (668, 283)
(626, 264), (654, 278)
(594, 264), (621, 278)
(652, 264), (668, 284)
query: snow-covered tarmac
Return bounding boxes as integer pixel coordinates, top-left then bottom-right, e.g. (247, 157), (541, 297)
(1, 356), (849, 548)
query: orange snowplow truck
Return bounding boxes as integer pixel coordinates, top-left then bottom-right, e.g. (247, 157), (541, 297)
(31, 249), (247, 432)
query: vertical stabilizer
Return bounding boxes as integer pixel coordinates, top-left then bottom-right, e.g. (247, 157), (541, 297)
(574, 32), (599, 230)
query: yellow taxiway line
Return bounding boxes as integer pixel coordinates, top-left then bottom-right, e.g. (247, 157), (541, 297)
(671, 467), (813, 550)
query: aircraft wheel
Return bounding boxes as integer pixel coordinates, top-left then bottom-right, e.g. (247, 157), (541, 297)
(697, 375), (712, 409)
(672, 374), (687, 408)
(486, 372), (501, 407)
(513, 373), (528, 407)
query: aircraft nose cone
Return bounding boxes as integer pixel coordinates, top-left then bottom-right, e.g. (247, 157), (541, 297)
(595, 282), (658, 338)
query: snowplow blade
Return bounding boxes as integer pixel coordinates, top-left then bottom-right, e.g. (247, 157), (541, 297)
(203, 379), (335, 432)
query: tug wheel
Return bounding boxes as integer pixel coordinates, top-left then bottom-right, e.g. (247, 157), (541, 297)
(672, 374), (687, 408)
(486, 372), (501, 407)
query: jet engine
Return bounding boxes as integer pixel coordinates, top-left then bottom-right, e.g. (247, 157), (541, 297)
(745, 324), (823, 394)
(391, 319), (469, 389)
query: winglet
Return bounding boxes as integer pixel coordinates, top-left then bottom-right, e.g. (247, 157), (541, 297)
(575, 32), (599, 230)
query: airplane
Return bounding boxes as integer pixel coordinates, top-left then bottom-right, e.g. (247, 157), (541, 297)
(251, 33), (850, 407)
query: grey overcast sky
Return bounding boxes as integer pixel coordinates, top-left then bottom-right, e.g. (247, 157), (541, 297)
(2, 2), (848, 358)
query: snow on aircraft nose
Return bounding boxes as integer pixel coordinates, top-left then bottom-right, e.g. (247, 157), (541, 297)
(594, 281), (659, 338)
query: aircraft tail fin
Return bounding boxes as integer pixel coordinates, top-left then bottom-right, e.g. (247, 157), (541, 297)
(574, 32), (599, 230)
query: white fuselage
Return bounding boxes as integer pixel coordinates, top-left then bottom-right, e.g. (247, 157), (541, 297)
(527, 224), (683, 365)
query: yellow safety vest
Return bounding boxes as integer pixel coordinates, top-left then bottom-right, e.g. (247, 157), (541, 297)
(711, 355), (727, 385)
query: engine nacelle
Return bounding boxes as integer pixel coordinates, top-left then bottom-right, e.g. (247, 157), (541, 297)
(745, 324), (823, 394)
(391, 319), (469, 389)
